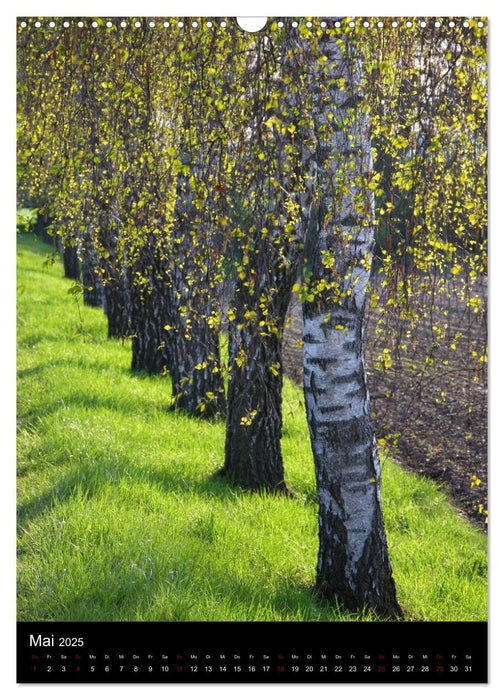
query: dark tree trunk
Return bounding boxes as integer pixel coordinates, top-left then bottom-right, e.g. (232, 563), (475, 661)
(81, 233), (104, 307)
(131, 317), (166, 374)
(103, 276), (131, 338)
(219, 32), (313, 490)
(166, 304), (226, 418)
(163, 153), (226, 418)
(220, 220), (300, 490)
(82, 266), (103, 306)
(35, 212), (54, 247)
(130, 276), (171, 375)
(59, 238), (80, 280)
(222, 319), (288, 491)
(94, 205), (132, 338)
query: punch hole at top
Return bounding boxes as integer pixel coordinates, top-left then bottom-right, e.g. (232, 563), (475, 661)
(236, 17), (268, 32)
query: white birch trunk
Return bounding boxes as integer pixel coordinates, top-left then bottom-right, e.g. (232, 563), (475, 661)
(303, 34), (401, 617)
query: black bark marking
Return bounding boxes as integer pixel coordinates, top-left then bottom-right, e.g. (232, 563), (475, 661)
(345, 385), (366, 400)
(318, 404), (347, 414)
(339, 215), (365, 227)
(305, 371), (329, 397)
(302, 333), (323, 343)
(305, 356), (349, 369)
(339, 94), (365, 109)
(331, 370), (361, 384)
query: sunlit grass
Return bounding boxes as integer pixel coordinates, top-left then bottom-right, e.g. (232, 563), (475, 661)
(17, 232), (487, 622)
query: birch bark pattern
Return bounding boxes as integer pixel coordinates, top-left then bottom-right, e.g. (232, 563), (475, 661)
(303, 35), (401, 617)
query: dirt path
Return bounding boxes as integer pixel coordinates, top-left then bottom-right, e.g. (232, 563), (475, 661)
(282, 291), (488, 531)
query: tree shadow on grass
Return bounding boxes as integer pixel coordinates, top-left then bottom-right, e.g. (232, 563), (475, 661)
(18, 467), (329, 622)
(17, 449), (267, 530)
(17, 354), (177, 424)
(203, 571), (370, 622)
(18, 389), (171, 431)
(21, 549), (368, 622)
(16, 443), (358, 622)
(17, 356), (133, 379)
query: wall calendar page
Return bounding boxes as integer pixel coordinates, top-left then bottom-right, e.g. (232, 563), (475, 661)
(16, 10), (488, 686)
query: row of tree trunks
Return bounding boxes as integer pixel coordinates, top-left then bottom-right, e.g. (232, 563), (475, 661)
(24, 25), (401, 618)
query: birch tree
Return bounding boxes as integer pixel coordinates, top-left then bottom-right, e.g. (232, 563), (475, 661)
(220, 26), (316, 490)
(159, 24), (233, 417)
(302, 31), (401, 616)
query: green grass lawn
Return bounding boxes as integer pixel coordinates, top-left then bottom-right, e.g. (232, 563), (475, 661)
(16, 232), (487, 622)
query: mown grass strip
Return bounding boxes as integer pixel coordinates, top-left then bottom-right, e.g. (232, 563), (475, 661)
(17, 233), (487, 622)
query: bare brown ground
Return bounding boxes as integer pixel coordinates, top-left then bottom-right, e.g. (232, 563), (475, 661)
(282, 286), (488, 532)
